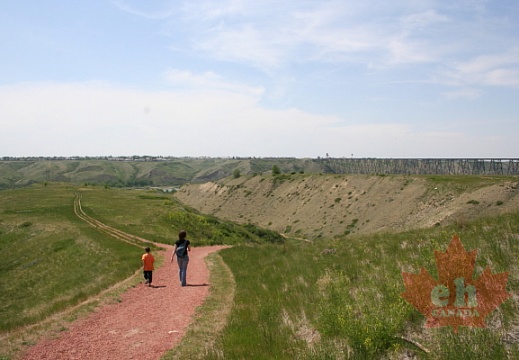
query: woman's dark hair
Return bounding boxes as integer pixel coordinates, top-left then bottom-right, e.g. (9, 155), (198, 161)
(179, 230), (187, 239)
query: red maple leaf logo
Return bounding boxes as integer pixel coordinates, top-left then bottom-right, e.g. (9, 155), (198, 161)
(401, 235), (510, 332)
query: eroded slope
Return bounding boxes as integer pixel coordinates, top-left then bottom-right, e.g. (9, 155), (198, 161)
(174, 174), (519, 239)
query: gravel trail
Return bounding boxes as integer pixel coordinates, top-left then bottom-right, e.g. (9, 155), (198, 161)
(21, 245), (227, 360)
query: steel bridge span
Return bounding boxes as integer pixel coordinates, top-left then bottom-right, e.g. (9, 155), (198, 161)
(317, 158), (519, 175)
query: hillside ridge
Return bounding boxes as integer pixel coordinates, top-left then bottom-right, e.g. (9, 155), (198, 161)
(174, 174), (519, 239)
(0, 158), (318, 188)
(3, 157), (518, 189)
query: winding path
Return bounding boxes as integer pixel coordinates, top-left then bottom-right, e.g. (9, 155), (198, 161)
(21, 193), (227, 360)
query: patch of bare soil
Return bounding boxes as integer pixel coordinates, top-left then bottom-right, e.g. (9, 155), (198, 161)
(21, 245), (227, 360)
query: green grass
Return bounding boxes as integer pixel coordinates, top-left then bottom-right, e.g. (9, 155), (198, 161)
(424, 175), (517, 196)
(0, 184), (144, 334)
(193, 213), (518, 359)
(1, 182), (518, 359)
(161, 251), (235, 360)
(0, 183), (283, 345)
(78, 187), (284, 246)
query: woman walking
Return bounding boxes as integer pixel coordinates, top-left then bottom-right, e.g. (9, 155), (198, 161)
(172, 230), (191, 286)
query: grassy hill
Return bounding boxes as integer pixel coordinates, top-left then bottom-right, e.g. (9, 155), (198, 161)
(170, 173), (519, 359)
(0, 183), (281, 358)
(0, 158), (321, 189)
(170, 214), (518, 359)
(1, 175), (518, 359)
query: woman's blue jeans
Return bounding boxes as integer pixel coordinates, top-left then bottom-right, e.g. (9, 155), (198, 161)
(177, 255), (189, 286)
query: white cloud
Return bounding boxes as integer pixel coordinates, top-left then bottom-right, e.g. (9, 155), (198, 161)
(1, 81), (516, 157)
(383, 10), (449, 65)
(153, 1), (455, 70)
(0, 81), (334, 156)
(182, 0), (251, 21)
(111, 0), (516, 79)
(436, 48), (519, 88)
(2, 1), (518, 159)
(193, 24), (287, 69)
(111, 0), (177, 19)
(442, 88), (483, 100)
(386, 38), (433, 65)
(164, 69), (264, 96)
(400, 10), (448, 29)
(485, 68), (519, 87)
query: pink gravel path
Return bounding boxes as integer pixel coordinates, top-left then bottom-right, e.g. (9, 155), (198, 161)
(22, 245), (226, 360)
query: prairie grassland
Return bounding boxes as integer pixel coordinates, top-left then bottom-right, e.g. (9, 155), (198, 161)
(0, 183), (283, 359)
(190, 213), (518, 359)
(77, 186), (283, 246)
(1, 182), (518, 359)
(0, 183), (145, 335)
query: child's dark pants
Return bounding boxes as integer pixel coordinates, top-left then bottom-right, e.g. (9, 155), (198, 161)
(143, 270), (153, 284)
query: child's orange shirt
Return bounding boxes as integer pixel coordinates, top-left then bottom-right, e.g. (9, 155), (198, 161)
(142, 253), (155, 271)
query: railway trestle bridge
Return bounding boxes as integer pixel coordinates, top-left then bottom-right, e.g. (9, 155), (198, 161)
(317, 158), (519, 176)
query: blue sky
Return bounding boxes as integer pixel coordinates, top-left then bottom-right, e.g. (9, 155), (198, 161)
(1, 0), (518, 158)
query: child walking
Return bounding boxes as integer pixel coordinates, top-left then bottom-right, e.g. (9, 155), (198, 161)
(142, 247), (155, 287)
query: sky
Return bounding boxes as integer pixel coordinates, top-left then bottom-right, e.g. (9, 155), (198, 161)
(1, 0), (518, 158)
